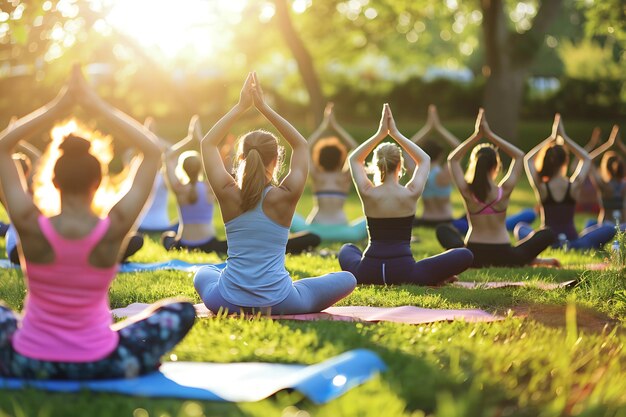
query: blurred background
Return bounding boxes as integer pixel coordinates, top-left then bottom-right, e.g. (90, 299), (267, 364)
(0, 0), (623, 149)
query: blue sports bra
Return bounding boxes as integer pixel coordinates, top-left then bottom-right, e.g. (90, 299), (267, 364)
(180, 182), (214, 224)
(315, 190), (347, 198)
(422, 166), (452, 198)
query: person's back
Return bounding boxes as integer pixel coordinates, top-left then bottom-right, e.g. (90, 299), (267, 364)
(0, 67), (194, 380)
(421, 164), (454, 221)
(177, 180), (216, 239)
(309, 168), (352, 224)
(139, 172), (174, 232)
(338, 104), (473, 285)
(219, 186), (292, 307)
(161, 137), (227, 253)
(463, 183), (510, 244)
(194, 73), (355, 315)
(291, 105), (367, 242)
(539, 175), (578, 240)
(518, 114), (615, 251)
(14, 215), (118, 361)
(436, 110), (557, 268)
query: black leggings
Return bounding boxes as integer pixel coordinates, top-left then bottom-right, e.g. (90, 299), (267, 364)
(0, 300), (195, 379)
(338, 240), (473, 285)
(436, 224), (555, 268)
(162, 231), (229, 255)
(162, 231), (321, 255)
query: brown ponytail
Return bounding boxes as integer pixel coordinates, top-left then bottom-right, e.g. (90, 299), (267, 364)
(181, 152), (202, 204)
(235, 130), (281, 212)
(465, 144), (500, 202)
(536, 143), (568, 181)
(601, 151), (625, 182)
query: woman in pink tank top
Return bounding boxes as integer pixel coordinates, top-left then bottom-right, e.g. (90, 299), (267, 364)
(0, 66), (195, 380)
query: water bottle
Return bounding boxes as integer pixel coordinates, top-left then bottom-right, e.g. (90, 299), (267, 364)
(558, 233), (568, 250)
(613, 210), (622, 227)
(612, 240), (620, 254)
(612, 240), (621, 266)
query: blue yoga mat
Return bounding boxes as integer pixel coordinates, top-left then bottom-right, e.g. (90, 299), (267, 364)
(0, 259), (16, 269)
(118, 260), (226, 273)
(0, 259), (226, 273)
(0, 349), (385, 403)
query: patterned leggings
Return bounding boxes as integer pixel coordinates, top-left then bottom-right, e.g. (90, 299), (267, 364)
(0, 300), (195, 380)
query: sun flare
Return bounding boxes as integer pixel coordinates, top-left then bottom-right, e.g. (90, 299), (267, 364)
(105, 0), (240, 61)
(33, 120), (117, 217)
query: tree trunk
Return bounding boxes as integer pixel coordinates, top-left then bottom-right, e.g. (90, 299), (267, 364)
(481, 0), (563, 141)
(483, 63), (528, 141)
(273, 0), (325, 126)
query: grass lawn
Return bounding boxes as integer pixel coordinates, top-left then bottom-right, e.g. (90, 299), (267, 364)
(1, 120), (626, 417)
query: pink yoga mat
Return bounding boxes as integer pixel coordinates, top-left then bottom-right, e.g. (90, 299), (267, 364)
(564, 263), (610, 271)
(453, 280), (577, 290)
(112, 303), (500, 324)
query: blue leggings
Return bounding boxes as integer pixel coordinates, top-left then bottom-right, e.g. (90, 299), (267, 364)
(515, 223), (615, 250)
(291, 214), (367, 242)
(338, 242), (473, 286)
(585, 219), (626, 231)
(193, 266), (356, 315)
(452, 208), (536, 234)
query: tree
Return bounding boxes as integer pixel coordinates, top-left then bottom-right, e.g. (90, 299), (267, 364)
(273, 0), (325, 125)
(481, 0), (563, 140)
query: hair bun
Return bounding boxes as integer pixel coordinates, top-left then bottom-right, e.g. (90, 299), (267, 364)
(59, 135), (91, 156)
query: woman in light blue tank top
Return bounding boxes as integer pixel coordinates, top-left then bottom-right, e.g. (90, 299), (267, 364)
(193, 73), (356, 314)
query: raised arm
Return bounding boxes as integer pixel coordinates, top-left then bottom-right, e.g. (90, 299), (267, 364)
(143, 117), (175, 150)
(16, 141), (42, 165)
(590, 125), (620, 160)
(387, 105), (430, 196)
(556, 116), (591, 186)
(251, 72), (308, 200)
(410, 106), (434, 144)
(306, 103), (332, 173)
(308, 103), (332, 151)
(164, 116), (199, 194)
(0, 82), (73, 231)
(447, 109), (485, 196)
(524, 115), (563, 191)
(481, 118), (524, 193)
(201, 75), (253, 197)
(431, 106), (461, 149)
(584, 127), (602, 152)
(76, 68), (162, 238)
(328, 105), (358, 151)
(348, 104), (390, 196)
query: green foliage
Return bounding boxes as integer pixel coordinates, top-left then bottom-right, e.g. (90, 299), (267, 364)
(559, 39), (623, 80)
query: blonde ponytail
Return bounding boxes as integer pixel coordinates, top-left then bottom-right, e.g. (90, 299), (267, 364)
(371, 143), (404, 186)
